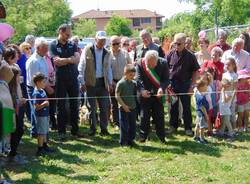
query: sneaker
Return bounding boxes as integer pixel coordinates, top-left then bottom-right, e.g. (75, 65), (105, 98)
(100, 130), (110, 136)
(185, 130), (194, 136)
(43, 146), (55, 153)
(198, 138), (208, 144)
(193, 136), (200, 142)
(7, 154), (28, 165)
(166, 126), (177, 134)
(36, 149), (48, 157)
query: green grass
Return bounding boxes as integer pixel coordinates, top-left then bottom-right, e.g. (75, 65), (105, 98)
(2, 122), (250, 184)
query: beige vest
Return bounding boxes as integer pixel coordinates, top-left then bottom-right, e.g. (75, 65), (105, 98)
(84, 45), (111, 89)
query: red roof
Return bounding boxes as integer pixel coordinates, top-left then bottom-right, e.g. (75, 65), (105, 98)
(72, 9), (164, 20)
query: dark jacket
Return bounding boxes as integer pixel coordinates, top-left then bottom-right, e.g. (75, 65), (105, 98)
(136, 58), (169, 95)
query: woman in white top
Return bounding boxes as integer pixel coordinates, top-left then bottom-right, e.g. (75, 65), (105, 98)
(195, 38), (211, 66)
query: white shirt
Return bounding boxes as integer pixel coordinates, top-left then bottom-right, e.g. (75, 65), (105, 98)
(222, 71), (237, 102)
(221, 49), (250, 72)
(26, 52), (48, 87)
(219, 90), (233, 116)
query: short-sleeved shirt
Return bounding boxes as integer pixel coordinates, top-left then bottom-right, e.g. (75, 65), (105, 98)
(195, 90), (209, 117)
(167, 49), (200, 83)
(202, 60), (224, 81)
(49, 39), (78, 80)
(116, 78), (137, 110)
(32, 88), (49, 117)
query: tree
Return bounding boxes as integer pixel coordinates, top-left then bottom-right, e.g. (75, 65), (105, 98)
(105, 15), (132, 37)
(72, 18), (96, 38)
(2, 0), (72, 43)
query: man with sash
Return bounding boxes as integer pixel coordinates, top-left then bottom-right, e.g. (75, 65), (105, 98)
(136, 50), (169, 143)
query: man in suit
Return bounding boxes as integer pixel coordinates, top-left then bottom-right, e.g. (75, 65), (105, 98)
(78, 31), (113, 136)
(136, 50), (169, 143)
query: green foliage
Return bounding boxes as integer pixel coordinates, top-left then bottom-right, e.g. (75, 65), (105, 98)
(105, 15), (132, 37)
(2, 0), (72, 43)
(72, 18), (96, 38)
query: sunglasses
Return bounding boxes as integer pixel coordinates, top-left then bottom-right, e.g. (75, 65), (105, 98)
(123, 43), (129, 46)
(174, 42), (182, 46)
(25, 47), (32, 50)
(112, 42), (120, 46)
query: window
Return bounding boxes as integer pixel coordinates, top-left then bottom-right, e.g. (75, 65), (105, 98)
(133, 18), (140, 27)
(156, 17), (162, 27)
(141, 17), (151, 24)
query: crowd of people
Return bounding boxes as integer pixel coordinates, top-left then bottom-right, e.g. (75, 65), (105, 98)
(0, 24), (250, 183)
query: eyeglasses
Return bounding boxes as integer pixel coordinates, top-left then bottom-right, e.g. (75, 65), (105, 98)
(123, 43), (129, 46)
(25, 47), (32, 50)
(112, 42), (120, 46)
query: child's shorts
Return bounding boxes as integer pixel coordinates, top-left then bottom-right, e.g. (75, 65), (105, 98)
(36, 116), (49, 135)
(237, 102), (250, 113)
(195, 116), (208, 129)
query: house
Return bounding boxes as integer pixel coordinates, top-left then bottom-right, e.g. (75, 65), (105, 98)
(72, 9), (164, 32)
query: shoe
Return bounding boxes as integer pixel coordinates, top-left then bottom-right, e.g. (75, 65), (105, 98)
(159, 137), (167, 144)
(58, 133), (67, 141)
(43, 145), (55, 153)
(71, 132), (84, 138)
(166, 126), (177, 134)
(198, 138), (208, 144)
(88, 129), (96, 136)
(1, 179), (11, 184)
(127, 141), (137, 147)
(139, 137), (146, 143)
(185, 130), (194, 136)
(100, 130), (110, 136)
(36, 149), (48, 157)
(7, 154), (28, 165)
(193, 136), (200, 142)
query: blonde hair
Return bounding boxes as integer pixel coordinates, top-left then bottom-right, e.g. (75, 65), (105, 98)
(19, 42), (31, 53)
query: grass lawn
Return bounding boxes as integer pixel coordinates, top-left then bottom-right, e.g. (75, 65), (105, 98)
(1, 120), (250, 184)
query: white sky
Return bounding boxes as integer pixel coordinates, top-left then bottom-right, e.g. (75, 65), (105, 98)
(68, 0), (196, 19)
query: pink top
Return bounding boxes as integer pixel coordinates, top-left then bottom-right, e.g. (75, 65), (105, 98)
(45, 55), (55, 86)
(236, 82), (250, 105)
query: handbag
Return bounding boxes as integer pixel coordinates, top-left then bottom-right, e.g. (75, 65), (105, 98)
(214, 112), (221, 129)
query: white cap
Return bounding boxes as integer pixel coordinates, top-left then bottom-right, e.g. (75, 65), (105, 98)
(96, 31), (107, 39)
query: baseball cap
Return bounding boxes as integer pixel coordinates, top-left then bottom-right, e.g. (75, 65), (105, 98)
(96, 31), (107, 39)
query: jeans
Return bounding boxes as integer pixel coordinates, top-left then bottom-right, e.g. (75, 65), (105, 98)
(169, 80), (192, 131)
(27, 85), (37, 136)
(119, 108), (136, 144)
(86, 79), (109, 132)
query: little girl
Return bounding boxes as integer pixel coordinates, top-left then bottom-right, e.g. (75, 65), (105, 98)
(236, 69), (250, 132)
(204, 67), (221, 135)
(219, 79), (235, 139)
(222, 57), (237, 130)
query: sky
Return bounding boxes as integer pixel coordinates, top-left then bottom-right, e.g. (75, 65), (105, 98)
(68, 0), (196, 19)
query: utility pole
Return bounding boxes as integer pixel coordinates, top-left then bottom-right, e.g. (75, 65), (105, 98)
(215, 7), (219, 40)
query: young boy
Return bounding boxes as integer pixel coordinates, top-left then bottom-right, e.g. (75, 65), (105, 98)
(32, 72), (53, 156)
(194, 78), (210, 144)
(115, 64), (137, 147)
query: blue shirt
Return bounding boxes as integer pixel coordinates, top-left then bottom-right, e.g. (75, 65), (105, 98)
(32, 88), (49, 117)
(95, 45), (104, 78)
(16, 53), (27, 85)
(26, 52), (48, 87)
(195, 90), (209, 117)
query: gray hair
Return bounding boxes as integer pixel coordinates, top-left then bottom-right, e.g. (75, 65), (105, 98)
(174, 33), (186, 42)
(34, 37), (48, 49)
(25, 35), (35, 44)
(218, 29), (227, 38)
(144, 50), (158, 62)
(211, 46), (223, 57)
(232, 38), (244, 47)
(139, 29), (151, 38)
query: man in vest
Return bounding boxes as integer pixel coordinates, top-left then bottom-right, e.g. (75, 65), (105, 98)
(136, 50), (169, 143)
(78, 31), (113, 136)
